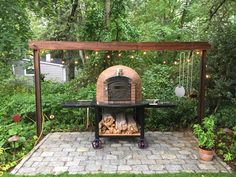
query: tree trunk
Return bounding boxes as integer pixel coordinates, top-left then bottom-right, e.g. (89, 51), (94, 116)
(79, 50), (85, 65)
(68, 61), (75, 80)
(105, 0), (111, 28)
(66, 0), (79, 80)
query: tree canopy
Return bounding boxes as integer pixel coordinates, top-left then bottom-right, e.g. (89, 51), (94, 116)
(0, 0), (235, 111)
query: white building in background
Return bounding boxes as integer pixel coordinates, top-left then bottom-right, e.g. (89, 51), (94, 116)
(13, 54), (71, 83)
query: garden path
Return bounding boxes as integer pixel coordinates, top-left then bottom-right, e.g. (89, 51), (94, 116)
(11, 131), (231, 175)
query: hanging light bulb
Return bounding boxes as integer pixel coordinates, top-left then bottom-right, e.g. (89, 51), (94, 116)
(175, 86), (185, 98)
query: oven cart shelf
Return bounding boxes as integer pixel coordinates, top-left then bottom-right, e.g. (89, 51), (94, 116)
(99, 133), (141, 137)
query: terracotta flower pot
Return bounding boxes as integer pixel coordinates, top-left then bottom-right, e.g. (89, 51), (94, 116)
(199, 147), (214, 161)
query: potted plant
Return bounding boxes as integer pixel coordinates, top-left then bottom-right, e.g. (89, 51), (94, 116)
(193, 115), (216, 161)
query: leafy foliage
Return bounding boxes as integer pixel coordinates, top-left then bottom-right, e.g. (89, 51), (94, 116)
(217, 127), (236, 161)
(0, 119), (36, 173)
(0, 0), (31, 62)
(193, 115), (216, 149)
(207, 24), (236, 114)
(142, 64), (175, 100)
(215, 105), (236, 128)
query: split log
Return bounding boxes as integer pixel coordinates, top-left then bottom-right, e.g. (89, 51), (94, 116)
(102, 113), (115, 128)
(99, 112), (139, 135)
(115, 113), (127, 131)
(127, 114), (139, 134)
(99, 113), (120, 134)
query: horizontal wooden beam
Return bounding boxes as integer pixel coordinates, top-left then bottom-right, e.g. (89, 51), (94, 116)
(29, 41), (211, 51)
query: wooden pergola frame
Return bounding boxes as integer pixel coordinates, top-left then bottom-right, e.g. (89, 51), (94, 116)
(29, 41), (211, 137)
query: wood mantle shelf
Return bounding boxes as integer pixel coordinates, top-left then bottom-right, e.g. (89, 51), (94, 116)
(29, 41), (211, 51)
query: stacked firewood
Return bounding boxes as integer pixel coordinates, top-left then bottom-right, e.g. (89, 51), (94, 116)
(99, 113), (139, 135)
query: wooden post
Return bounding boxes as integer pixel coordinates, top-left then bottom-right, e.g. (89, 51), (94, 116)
(33, 49), (43, 137)
(198, 50), (207, 123)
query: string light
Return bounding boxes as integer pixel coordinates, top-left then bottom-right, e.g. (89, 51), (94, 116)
(107, 55), (111, 59)
(62, 61), (65, 64)
(130, 55), (134, 59)
(187, 59), (191, 63)
(85, 55), (89, 59)
(196, 51), (200, 55)
(163, 61), (166, 64)
(95, 51), (98, 55)
(206, 74), (210, 79)
(143, 51), (147, 55)
(174, 61), (178, 65)
(75, 61), (78, 64)
(50, 58), (54, 61)
(118, 53), (122, 57)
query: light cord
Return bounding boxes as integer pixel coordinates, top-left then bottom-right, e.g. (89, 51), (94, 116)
(186, 52), (190, 93)
(182, 52), (186, 86)
(179, 52), (184, 86)
(190, 51), (194, 92)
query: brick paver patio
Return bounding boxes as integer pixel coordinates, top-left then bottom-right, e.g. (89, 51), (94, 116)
(11, 131), (231, 175)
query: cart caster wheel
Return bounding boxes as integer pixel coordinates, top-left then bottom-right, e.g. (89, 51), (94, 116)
(92, 139), (102, 149)
(138, 140), (146, 149)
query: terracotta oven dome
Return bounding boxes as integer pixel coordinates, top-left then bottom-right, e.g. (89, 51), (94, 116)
(96, 65), (142, 104)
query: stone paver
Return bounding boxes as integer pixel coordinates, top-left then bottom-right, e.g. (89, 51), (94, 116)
(11, 131), (232, 175)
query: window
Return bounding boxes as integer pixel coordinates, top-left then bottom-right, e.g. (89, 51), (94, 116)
(24, 66), (34, 76)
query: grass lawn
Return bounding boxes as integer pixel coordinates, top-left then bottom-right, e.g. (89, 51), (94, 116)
(2, 173), (236, 177)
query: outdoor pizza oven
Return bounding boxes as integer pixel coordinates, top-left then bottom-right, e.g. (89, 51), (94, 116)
(63, 64), (175, 149)
(96, 65), (142, 104)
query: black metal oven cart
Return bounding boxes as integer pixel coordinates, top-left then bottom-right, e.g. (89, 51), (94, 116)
(62, 100), (175, 149)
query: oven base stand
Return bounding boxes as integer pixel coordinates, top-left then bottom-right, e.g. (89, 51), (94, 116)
(93, 105), (147, 149)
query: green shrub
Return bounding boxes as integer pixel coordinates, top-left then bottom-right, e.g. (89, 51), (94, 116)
(0, 76), (33, 98)
(142, 64), (175, 100)
(142, 64), (198, 130)
(41, 81), (96, 131)
(0, 118), (36, 172)
(193, 115), (216, 149)
(216, 126), (236, 161)
(215, 105), (236, 128)
(0, 93), (35, 122)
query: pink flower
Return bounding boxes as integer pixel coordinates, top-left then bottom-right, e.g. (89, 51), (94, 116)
(12, 114), (21, 123)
